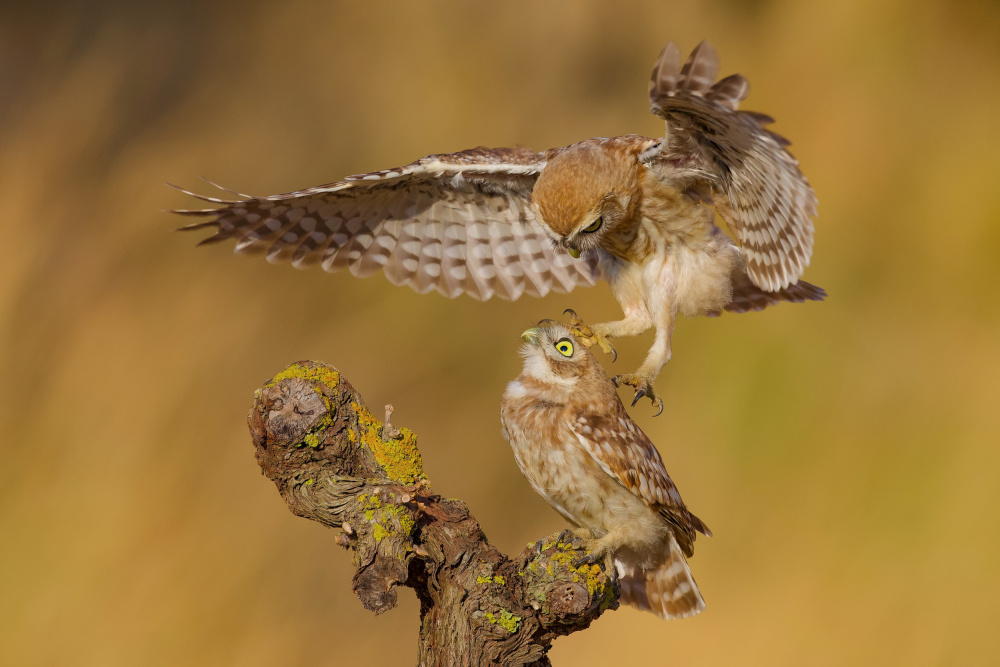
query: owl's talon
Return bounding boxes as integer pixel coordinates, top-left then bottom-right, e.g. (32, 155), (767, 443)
(573, 552), (599, 568)
(613, 373), (663, 415)
(606, 557), (620, 589)
(630, 389), (646, 407)
(556, 528), (575, 546)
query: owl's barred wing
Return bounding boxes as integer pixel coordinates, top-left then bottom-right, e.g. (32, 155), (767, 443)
(569, 409), (710, 556)
(173, 147), (600, 301)
(645, 41), (817, 292)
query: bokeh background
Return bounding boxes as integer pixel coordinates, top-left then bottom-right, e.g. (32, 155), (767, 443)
(3, 0), (1000, 664)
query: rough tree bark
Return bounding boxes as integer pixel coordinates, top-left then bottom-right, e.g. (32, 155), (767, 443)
(248, 361), (619, 667)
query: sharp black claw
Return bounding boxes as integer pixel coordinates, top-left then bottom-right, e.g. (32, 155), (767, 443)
(611, 374), (623, 386)
(573, 553), (598, 568)
(601, 555), (620, 589)
(557, 528), (574, 545)
(653, 399), (664, 417)
(533, 540), (544, 556)
(610, 347), (617, 363)
(631, 389), (646, 407)
(563, 308), (578, 318)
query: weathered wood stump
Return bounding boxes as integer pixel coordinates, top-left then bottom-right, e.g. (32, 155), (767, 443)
(248, 361), (618, 667)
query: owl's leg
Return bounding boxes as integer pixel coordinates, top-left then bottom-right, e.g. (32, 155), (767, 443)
(564, 301), (655, 360)
(586, 269), (654, 344)
(611, 313), (675, 416)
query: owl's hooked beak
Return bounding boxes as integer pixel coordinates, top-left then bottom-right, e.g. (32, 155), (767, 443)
(521, 327), (541, 346)
(560, 237), (581, 259)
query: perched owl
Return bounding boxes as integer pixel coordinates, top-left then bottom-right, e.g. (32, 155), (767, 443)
(175, 41), (823, 413)
(500, 320), (711, 619)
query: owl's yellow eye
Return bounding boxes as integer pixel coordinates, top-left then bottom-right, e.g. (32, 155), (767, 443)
(554, 339), (574, 357)
(582, 217), (603, 233)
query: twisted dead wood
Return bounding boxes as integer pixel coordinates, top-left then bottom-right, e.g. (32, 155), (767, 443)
(248, 361), (618, 667)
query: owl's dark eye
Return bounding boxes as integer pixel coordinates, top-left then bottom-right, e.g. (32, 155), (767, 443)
(554, 338), (574, 357)
(581, 217), (603, 233)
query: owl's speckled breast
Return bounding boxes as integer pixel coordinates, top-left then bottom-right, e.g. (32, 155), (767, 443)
(501, 381), (662, 540)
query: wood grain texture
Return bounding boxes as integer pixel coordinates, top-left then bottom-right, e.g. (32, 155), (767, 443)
(248, 361), (618, 666)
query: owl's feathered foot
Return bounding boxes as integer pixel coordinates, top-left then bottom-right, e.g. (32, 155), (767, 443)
(612, 373), (664, 417)
(563, 309), (616, 362)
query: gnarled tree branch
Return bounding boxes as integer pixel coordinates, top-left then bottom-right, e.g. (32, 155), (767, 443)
(248, 361), (618, 667)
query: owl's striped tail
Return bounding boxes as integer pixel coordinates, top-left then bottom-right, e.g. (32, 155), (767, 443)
(723, 270), (826, 314)
(616, 533), (705, 619)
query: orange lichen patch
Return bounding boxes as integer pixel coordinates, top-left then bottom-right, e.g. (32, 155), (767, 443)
(264, 362), (340, 390)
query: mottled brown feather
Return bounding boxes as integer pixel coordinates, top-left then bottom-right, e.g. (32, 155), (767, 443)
(645, 40), (818, 292)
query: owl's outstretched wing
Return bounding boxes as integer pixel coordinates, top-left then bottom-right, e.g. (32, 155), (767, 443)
(173, 147), (600, 301)
(644, 41), (817, 292)
(569, 405), (710, 557)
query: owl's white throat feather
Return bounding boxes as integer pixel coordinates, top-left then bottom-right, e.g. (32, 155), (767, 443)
(521, 351), (576, 389)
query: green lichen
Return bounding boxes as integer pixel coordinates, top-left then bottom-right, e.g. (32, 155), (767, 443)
(526, 539), (617, 612)
(548, 543), (609, 600)
(485, 609), (521, 634)
(380, 503), (416, 536)
(303, 433), (321, 448)
(352, 401), (426, 484)
(358, 493), (381, 510)
(547, 545), (576, 571)
(358, 493), (415, 544)
(476, 574), (506, 585)
(303, 478), (314, 486)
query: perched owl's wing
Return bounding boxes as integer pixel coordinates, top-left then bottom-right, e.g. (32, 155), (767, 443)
(644, 41), (817, 292)
(173, 147), (600, 301)
(569, 407), (710, 556)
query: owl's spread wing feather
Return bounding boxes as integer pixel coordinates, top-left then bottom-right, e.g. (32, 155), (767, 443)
(569, 405), (710, 556)
(644, 41), (817, 292)
(173, 147), (600, 301)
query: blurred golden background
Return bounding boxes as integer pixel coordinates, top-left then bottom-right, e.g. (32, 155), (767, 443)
(3, 0), (999, 664)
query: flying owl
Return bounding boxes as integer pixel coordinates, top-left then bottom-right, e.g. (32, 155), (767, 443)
(500, 320), (711, 619)
(175, 41), (824, 413)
